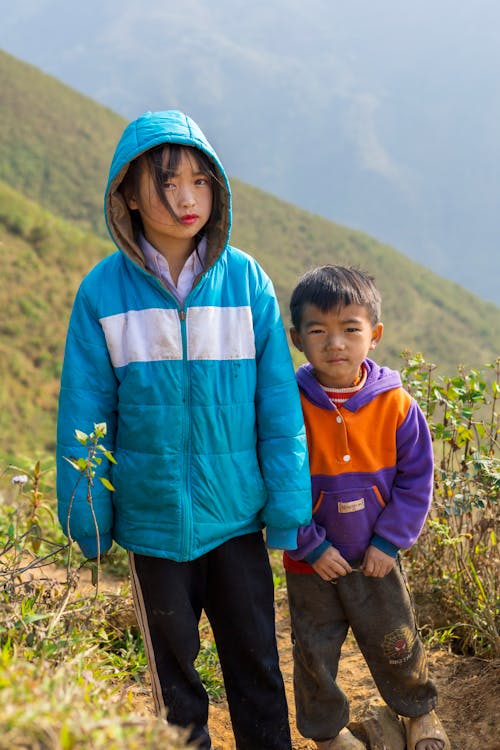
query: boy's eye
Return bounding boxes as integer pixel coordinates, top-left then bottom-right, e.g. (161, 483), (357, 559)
(309, 328), (325, 335)
(346, 327), (361, 333)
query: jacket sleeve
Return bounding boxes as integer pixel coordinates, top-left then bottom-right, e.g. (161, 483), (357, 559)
(371, 398), (434, 553)
(252, 275), (312, 549)
(56, 281), (118, 558)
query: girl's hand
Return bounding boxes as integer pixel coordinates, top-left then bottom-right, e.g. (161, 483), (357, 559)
(312, 546), (352, 581)
(361, 545), (395, 577)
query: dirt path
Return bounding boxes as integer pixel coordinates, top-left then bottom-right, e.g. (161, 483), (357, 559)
(85, 567), (499, 750)
(207, 595), (499, 750)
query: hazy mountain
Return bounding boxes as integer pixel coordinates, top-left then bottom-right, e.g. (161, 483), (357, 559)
(1, 1), (499, 304)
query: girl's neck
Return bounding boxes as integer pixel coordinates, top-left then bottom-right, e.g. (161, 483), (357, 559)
(146, 233), (196, 284)
(165, 246), (194, 286)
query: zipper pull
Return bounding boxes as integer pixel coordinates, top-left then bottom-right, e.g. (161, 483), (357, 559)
(179, 310), (186, 321)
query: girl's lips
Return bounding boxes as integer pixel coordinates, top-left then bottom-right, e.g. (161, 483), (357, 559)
(180, 214), (198, 225)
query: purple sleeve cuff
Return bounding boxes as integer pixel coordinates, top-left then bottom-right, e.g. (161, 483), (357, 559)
(285, 521), (327, 560)
(303, 539), (331, 564)
(370, 534), (399, 558)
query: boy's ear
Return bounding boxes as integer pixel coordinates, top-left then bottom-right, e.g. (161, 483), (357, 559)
(370, 322), (384, 349)
(290, 327), (303, 351)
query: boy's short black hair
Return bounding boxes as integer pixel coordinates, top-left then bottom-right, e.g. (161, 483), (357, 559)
(290, 265), (381, 329)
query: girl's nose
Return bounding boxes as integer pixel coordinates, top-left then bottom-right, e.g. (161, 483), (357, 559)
(179, 186), (196, 207)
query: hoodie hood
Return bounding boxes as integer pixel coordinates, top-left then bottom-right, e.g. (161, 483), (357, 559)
(296, 358), (402, 411)
(104, 110), (232, 270)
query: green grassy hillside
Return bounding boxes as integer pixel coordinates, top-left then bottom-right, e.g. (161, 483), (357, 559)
(230, 182), (499, 369)
(0, 49), (124, 237)
(0, 181), (111, 458)
(0, 49), (498, 458)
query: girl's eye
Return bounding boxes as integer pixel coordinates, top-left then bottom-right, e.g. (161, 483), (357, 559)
(163, 181), (176, 190)
(195, 177), (210, 186)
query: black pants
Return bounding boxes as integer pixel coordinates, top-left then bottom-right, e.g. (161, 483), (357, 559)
(129, 532), (292, 750)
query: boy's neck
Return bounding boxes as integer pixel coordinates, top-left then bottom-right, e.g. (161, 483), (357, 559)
(348, 367), (364, 388)
(319, 363), (367, 407)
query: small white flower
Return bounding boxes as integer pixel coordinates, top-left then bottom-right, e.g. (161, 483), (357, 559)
(11, 474), (29, 485)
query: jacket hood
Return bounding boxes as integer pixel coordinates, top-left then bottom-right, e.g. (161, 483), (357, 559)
(296, 358), (402, 411)
(104, 110), (232, 270)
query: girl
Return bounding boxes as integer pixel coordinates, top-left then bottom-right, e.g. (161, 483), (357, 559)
(56, 110), (311, 749)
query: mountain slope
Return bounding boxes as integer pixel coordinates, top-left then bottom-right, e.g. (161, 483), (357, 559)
(0, 181), (110, 458)
(0, 52), (498, 457)
(229, 181), (499, 370)
(0, 49), (125, 236)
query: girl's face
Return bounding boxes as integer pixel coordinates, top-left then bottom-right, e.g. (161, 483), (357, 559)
(126, 147), (213, 255)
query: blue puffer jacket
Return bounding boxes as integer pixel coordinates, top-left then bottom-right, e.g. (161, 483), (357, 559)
(56, 110), (311, 560)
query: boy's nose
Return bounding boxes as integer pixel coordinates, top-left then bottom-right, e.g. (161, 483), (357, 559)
(325, 334), (345, 350)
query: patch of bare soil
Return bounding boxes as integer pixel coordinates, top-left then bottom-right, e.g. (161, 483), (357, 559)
(210, 597), (499, 750)
(83, 567), (499, 750)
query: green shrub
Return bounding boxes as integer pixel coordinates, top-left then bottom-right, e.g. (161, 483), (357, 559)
(401, 354), (499, 658)
(0, 426), (225, 747)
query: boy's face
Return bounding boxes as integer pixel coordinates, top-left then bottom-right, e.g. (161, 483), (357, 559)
(291, 303), (383, 388)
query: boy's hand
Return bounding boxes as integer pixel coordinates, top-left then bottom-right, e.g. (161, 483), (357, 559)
(361, 545), (395, 577)
(312, 546), (352, 581)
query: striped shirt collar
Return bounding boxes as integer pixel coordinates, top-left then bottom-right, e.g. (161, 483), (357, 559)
(320, 363), (368, 407)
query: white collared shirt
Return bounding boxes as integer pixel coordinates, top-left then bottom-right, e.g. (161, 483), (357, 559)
(139, 233), (207, 304)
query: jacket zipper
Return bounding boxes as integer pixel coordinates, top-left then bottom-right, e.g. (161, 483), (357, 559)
(178, 307), (193, 560)
(141, 264), (209, 561)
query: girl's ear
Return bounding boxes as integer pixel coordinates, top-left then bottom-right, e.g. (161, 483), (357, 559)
(370, 322), (384, 349)
(124, 188), (139, 210)
(120, 157), (142, 210)
(290, 327), (303, 351)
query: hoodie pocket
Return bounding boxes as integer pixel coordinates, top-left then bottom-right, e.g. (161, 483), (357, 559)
(313, 485), (386, 548)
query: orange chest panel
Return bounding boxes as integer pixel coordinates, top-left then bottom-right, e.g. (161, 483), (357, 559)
(301, 390), (411, 476)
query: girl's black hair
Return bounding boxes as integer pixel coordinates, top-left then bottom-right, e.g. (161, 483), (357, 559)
(290, 265), (382, 329)
(121, 143), (223, 245)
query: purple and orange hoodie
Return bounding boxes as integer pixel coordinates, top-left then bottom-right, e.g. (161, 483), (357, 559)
(284, 358), (434, 574)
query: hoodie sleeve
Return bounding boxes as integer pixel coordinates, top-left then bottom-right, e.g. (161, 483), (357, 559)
(371, 398), (434, 553)
(251, 276), (312, 549)
(56, 281), (118, 558)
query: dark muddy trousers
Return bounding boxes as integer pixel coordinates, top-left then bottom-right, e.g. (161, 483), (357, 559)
(129, 532), (292, 750)
(286, 560), (438, 742)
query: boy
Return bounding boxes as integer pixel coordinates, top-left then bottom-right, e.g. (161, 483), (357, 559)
(284, 266), (450, 750)
(56, 110), (312, 749)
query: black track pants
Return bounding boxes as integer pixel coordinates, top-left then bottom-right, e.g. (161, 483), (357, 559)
(130, 532), (292, 750)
